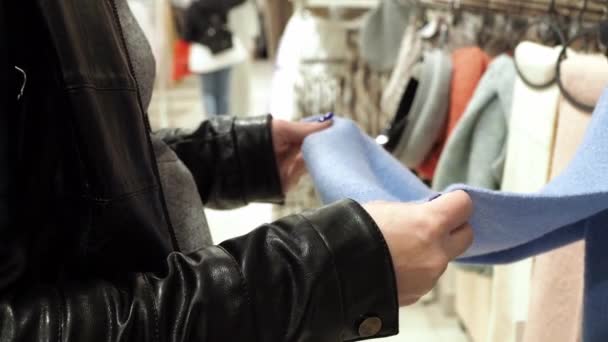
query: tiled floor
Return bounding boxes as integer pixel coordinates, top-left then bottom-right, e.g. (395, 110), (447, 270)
(150, 61), (470, 342)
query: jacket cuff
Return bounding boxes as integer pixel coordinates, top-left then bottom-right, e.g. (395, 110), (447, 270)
(301, 199), (400, 340)
(233, 115), (284, 204)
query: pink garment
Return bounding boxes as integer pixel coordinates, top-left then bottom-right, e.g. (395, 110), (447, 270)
(523, 54), (608, 342)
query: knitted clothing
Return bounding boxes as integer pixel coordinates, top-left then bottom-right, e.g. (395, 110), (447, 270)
(523, 53), (608, 342)
(417, 47), (490, 180)
(433, 55), (515, 191)
(393, 49), (452, 169)
(381, 22), (424, 124)
(302, 87), (608, 337)
(487, 41), (563, 342)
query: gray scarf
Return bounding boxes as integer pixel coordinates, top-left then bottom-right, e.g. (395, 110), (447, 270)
(394, 49), (452, 169)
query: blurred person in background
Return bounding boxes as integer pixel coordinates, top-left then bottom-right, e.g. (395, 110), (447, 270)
(184, 0), (247, 116)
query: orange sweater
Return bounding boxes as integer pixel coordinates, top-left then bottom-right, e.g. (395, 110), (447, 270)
(417, 47), (490, 180)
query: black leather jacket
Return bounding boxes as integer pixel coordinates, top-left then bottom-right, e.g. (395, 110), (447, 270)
(0, 1), (399, 341)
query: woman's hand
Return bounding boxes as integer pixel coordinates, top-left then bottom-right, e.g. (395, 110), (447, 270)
(363, 191), (474, 306)
(271, 118), (332, 193)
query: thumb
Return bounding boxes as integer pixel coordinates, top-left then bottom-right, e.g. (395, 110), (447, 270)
(282, 120), (333, 142)
(424, 190), (473, 234)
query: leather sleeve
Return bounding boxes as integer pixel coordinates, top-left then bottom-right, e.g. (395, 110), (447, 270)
(0, 200), (399, 342)
(155, 115), (284, 210)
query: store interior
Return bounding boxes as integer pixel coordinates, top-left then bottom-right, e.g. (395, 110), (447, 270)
(127, 0), (607, 341)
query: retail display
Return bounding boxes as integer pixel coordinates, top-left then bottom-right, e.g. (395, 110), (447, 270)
(302, 85), (608, 338)
(274, 2), (608, 340)
(486, 41), (564, 342)
(523, 53), (608, 342)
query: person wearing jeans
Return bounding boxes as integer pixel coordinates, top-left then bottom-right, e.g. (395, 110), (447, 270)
(200, 67), (232, 115)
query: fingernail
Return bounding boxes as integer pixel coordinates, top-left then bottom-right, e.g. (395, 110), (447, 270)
(318, 112), (334, 123)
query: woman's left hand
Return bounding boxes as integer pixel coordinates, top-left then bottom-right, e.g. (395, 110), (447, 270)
(272, 118), (333, 193)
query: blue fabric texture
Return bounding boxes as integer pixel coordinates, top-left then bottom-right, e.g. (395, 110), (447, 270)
(303, 89), (608, 340)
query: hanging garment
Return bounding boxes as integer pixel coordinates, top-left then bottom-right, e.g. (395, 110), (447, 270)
(417, 47), (490, 180)
(426, 48), (496, 341)
(262, 0), (292, 59)
(432, 55), (515, 191)
(380, 12), (482, 125)
(271, 10), (391, 218)
(359, 0), (415, 72)
(228, 0), (260, 116)
(392, 49), (452, 169)
(486, 41), (564, 342)
(381, 22), (424, 125)
(454, 266), (493, 342)
(523, 53), (608, 342)
(268, 10), (307, 121)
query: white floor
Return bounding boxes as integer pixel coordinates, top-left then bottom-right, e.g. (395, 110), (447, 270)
(150, 61), (470, 342)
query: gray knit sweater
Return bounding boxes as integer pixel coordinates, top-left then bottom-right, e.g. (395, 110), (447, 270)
(118, 0), (214, 250)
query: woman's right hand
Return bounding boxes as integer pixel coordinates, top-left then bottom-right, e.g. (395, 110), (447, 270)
(363, 190), (474, 306)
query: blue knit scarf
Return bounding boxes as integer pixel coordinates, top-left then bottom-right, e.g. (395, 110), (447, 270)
(303, 89), (608, 341)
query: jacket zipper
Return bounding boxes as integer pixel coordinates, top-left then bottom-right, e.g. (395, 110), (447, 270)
(108, 0), (181, 251)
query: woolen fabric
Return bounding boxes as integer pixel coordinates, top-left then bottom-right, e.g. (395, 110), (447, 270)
(381, 22), (424, 124)
(417, 47), (490, 180)
(302, 85), (608, 337)
(393, 49), (452, 169)
(433, 55), (515, 191)
(486, 41), (563, 342)
(523, 53), (608, 342)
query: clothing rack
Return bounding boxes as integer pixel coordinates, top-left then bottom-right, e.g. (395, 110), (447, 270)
(417, 0), (608, 22)
(294, 0), (380, 8)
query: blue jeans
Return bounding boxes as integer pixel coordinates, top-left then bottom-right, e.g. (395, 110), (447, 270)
(200, 67), (232, 116)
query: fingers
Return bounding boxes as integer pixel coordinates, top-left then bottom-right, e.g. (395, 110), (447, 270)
(287, 154), (308, 190)
(281, 120), (333, 142)
(444, 223), (474, 259)
(424, 190), (474, 234)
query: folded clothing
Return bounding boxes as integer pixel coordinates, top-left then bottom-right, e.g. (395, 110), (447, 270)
(302, 87), (608, 263)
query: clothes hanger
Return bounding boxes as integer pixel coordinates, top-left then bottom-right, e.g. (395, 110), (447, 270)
(555, 0), (608, 113)
(512, 0), (567, 90)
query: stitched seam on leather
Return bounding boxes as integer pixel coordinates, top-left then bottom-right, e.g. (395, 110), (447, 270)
(142, 275), (160, 342)
(297, 214), (348, 339)
(216, 246), (261, 342)
(264, 115), (284, 199)
(228, 120), (249, 205)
